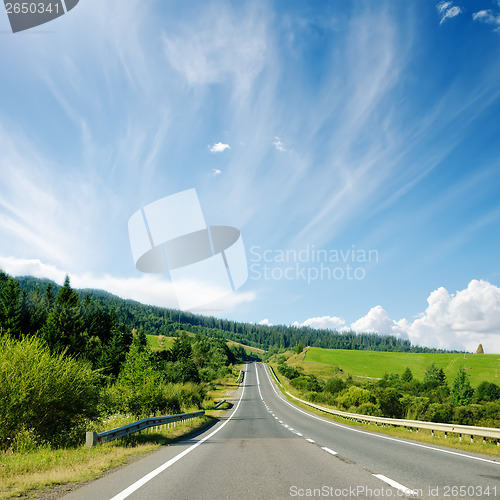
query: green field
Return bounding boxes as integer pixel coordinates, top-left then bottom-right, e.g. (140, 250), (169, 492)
(304, 347), (500, 387)
(146, 334), (176, 351)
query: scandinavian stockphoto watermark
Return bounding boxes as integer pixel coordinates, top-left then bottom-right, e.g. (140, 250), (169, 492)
(128, 189), (248, 311)
(3, 0), (79, 33)
(249, 244), (378, 284)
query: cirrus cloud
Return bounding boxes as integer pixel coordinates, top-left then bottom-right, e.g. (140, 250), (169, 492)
(437, 1), (463, 25)
(473, 9), (500, 32)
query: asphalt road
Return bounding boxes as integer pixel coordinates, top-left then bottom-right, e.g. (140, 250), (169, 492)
(64, 362), (500, 499)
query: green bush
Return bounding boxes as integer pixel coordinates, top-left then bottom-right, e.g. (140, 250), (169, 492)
(325, 377), (346, 395)
(355, 402), (383, 417)
(336, 386), (374, 409)
(474, 381), (500, 403)
(290, 375), (322, 392)
(277, 363), (301, 380)
(0, 335), (100, 449)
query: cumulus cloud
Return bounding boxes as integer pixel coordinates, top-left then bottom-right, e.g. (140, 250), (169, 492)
(0, 256), (255, 312)
(212, 168), (222, 176)
(258, 318), (273, 326)
(350, 280), (500, 353)
(405, 280), (500, 352)
(293, 315), (346, 330)
(437, 1), (463, 24)
(473, 9), (500, 32)
(273, 136), (287, 152)
(351, 305), (410, 339)
(294, 280), (500, 352)
(209, 142), (230, 153)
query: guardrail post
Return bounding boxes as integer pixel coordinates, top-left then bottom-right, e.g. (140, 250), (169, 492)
(86, 432), (98, 449)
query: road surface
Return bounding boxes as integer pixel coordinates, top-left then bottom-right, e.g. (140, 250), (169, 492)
(64, 362), (500, 499)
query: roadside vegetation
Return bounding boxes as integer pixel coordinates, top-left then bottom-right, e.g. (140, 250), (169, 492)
(271, 347), (500, 433)
(0, 270), (244, 498)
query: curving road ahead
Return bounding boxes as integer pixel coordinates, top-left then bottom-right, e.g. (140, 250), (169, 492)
(64, 363), (500, 499)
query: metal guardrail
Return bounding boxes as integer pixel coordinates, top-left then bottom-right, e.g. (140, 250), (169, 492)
(266, 364), (500, 444)
(86, 410), (205, 448)
(236, 369), (244, 384)
(212, 399), (226, 410)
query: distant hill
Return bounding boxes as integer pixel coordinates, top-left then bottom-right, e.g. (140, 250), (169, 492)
(11, 274), (455, 353)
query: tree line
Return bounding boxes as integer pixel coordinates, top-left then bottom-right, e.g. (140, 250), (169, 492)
(7, 274), (457, 355)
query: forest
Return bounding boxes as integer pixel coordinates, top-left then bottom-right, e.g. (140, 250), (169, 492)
(9, 274), (454, 354)
(0, 271), (242, 451)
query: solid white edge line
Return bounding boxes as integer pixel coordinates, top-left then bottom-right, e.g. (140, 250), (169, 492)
(262, 363), (499, 466)
(373, 474), (418, 496)
(322, 447), (338, 456)
(108, 367), (247, 500)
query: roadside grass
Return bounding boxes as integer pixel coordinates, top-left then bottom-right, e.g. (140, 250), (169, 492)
(0, 369), (243, 500)
(304, 347), (500, 387)
(225, 340), (265, 356)
(268, 363), (500, 459)
(205, 364), (243, 416)
(0, 416), (212, 500)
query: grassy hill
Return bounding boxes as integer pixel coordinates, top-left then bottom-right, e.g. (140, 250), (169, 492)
(304, 347), (500, 387)
(146, 334), (264, 359)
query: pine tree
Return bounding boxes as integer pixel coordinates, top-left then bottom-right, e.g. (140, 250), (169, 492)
(0, 277), (22, 338)
(401, 367), (413, 382)
(451, 367), (474, 406)
(42, 276), (84, 354)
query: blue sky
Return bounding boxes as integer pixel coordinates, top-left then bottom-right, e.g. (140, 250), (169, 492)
(1, 0), (500, 352)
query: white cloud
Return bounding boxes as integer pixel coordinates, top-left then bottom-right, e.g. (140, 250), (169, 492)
(350, 280), (500, 353)
(212, 168), (222, 176)
(472, 9), (500, 32)
(209, 142), (230, 153)
(0, 256), (256, 312)
(351, 305), (410, 339)
(437, 1), (463, 25)
(273, 136), (287, 152)
(258, 318), (273, 326)
(294, 315), (346, 330)
(406, 280), (500, 352)
(161, 3), (268, 100)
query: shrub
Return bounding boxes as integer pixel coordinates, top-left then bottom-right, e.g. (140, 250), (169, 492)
(356, 402), (383, 417)
(424, 403), (452, 423)
(336, 386), (374, 409)
(0, 335), (100, 449)
(277, 363), (301, 380)
(400, 395), (430, 420)
(290, 375), (322, 392)
(325, 377), (346, 395)
(376, 388), (403, 418)
(474, 381), (500, 403)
